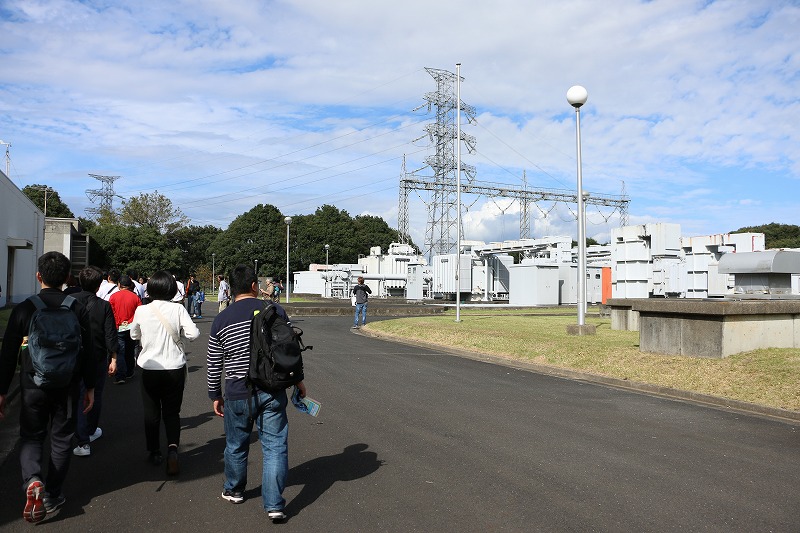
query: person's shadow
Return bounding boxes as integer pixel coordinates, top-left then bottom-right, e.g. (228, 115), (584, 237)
(284, 443), (383, 518)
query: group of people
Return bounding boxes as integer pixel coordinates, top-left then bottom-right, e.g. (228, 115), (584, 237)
(169, 273), (206, 318)
(0, 252), (306, 524)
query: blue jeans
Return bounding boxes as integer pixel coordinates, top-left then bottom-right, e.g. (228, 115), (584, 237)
(354, 302), (367, 326)
(223, 390), (289, 511)
(116, 330), (136, 379)
(186, 295), (195, 315)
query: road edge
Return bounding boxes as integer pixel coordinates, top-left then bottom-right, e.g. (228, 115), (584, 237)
(357, 328), (800, 425)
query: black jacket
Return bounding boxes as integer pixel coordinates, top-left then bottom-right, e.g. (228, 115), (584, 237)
(73, 290), (117, 364)
(0, 288), (96, 395)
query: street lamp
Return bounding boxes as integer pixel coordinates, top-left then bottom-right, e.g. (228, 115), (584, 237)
(212, 253), (216, 292)
(324, 244), (330, 298)
(254, 259), (259, 278)
(455, 62), (462, 323)
(284, 216), (292, 303)
(567, 85), (594, 335)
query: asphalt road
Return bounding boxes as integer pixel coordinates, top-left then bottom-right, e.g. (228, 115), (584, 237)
(0, 307), (798, 532)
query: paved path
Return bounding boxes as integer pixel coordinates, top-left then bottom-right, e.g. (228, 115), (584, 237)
(0, 308), (798, 531)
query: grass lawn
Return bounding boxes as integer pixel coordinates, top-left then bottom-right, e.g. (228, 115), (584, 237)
(367, 314), (800, 412)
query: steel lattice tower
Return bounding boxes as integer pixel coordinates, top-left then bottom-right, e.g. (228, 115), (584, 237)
(397, 67), (630, 252)
(411, 67), (476, 257)
(85, 174), (121, 219)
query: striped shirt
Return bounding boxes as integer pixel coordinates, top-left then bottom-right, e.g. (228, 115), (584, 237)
(206, 297), (291, 401)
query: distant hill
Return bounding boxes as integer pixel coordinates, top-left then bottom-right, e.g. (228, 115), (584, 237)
(732, 223), (800, 249)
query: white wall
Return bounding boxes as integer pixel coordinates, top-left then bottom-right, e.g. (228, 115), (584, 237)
(1, 170), (44, 305)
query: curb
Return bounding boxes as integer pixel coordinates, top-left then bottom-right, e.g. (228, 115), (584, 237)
(357, 328), (800, 425)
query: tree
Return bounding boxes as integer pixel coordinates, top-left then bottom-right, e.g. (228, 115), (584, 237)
(119, 191), (189, 234)
(292, 205), (360, 268)
(22, 184), (75, 218)
(89, 224), (181, 275)
(167, 225), (223, 278)
(210, 204), (286, 278)
(732, 223), (800, 249)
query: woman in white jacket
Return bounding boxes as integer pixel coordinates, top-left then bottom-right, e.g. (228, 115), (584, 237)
(130, 270), (200, 475)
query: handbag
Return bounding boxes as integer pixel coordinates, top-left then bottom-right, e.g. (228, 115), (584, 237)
(351, 295), (357, 306)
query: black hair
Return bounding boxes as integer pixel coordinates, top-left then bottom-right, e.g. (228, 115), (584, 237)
(38, 252), (71, 288)
(79, 266), (104, 293)
(108, 268), (121, 284)
(230, 264), (257, 297)
(146, 270), (178, 301)
(119, 275), (136, 290)
(126, 269), (139, 280)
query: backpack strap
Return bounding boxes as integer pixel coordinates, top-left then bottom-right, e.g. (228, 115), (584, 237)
(29, 295), (46, 310)
(29, 294), (76, 310)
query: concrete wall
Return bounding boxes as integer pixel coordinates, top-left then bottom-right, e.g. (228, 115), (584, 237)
(615, 298), (800, 358)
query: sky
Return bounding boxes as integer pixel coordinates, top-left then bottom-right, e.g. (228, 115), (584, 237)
(1, 0), (799, 250)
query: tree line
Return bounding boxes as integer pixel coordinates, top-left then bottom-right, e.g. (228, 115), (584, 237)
(23, 185), (412, 289)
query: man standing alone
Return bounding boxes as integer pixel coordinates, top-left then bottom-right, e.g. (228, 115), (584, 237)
(206, 265), (306, 522)
(217, 274), (230, 312)
(351, 276), (372, 329)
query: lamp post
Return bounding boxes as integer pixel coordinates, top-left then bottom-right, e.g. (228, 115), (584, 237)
(567, 85), (591, 332)
(212, 253), (216, 292)
(284, 216), (292, 303)
(324, 244), (330, 298)
(254, 259), (258, 277)
(455, 62), (462, 323)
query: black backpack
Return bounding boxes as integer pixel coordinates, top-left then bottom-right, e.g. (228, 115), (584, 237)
(27, 295), (82, 389)
(247, 303), (311, 393)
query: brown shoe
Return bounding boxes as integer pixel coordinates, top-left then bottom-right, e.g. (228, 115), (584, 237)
(166, 448), (179, 476)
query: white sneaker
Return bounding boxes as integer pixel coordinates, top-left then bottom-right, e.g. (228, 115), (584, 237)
(73, 444), (91, 457)
(267, 510), (286, 522)
(89, 427), (103, 442)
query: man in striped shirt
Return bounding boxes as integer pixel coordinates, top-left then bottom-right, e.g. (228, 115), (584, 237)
(206, 264), (306, 522)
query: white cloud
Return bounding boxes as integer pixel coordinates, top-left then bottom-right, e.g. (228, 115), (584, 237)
(0, 0), (797, 246)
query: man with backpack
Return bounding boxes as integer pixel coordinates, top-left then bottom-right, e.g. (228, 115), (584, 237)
(206, 264), (307, 522)
(0, 252), (96, 523)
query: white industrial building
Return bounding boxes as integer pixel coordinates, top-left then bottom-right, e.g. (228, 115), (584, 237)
(1, 169), (44, 306)
(289, 225), (795, 305)
(610, 223), (768, 299)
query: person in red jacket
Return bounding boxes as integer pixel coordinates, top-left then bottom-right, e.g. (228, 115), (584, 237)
(109, 275), (141, 384)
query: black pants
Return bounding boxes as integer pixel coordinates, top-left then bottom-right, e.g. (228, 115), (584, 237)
(140, 367), (186, 453)
(19, 386), (74, 496)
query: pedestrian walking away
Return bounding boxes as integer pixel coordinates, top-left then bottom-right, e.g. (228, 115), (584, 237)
(130, 270), (200, 475)
(186, 274), (201, 317)
(71, 266), (119, 458)
(351, 276), (372, 329)
(109, 275), (141, 383)
(0, 252), (96, 523)
(207, 264), (305, 522)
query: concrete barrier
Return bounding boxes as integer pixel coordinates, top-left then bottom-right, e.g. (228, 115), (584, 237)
(607, 298), (800, 358)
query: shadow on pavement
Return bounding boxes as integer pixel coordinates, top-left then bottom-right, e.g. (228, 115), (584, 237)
(284, 443), (383, 519)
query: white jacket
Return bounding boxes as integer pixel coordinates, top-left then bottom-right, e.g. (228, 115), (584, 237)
(130, 300), (200, 370)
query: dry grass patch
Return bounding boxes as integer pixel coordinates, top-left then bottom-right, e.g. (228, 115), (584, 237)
(368, 315), (800, 412)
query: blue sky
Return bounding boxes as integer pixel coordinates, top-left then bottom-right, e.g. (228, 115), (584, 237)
(1, 0), (798, 247)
